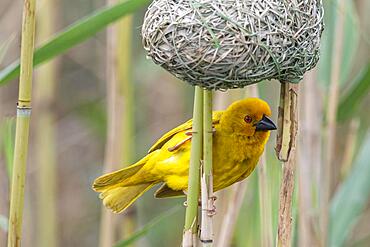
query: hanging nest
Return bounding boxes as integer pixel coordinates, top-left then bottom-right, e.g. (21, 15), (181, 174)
(142, 0), (324, 90)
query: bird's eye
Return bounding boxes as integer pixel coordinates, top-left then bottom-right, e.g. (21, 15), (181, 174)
(244, 115), (252, 123)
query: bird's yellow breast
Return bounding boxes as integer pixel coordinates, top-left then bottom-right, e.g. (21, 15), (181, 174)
(211, 127), (269, 191)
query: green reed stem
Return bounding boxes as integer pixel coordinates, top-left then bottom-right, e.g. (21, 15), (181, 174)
(35, 0), (58, 246)
(183, 86), (203, 246)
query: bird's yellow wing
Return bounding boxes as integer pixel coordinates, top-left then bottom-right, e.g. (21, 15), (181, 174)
(148, 111), (223, 153)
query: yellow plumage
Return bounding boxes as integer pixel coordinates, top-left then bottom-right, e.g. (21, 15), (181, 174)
(93, 98), (275, 213)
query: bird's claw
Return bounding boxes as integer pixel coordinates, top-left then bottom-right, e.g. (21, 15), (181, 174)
(207, 206), (217, 216)
(207, 196), (217, 216)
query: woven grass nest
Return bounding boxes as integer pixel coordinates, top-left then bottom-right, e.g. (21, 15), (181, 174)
(142, 0), (324, 90)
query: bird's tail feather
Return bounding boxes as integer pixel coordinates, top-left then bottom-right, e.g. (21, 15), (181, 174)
(93, 163), (143, 192)
(93, 152), (157, 192)
(100, 183), (155, 213)
(93, 152), (159, 213)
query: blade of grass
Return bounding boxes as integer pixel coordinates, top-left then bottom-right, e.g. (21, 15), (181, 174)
(329, 132), (370, 247)
(0, 0), (150, 85)
(113, 206), (181, 247)
(337, 65), (370, 122)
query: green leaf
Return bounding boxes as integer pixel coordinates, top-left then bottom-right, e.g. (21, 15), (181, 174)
(0, 0), (150, 85)
(0, 118), (16, 179)
(337, 65), (370, 122)
(329, 132), (370, 247)
(0, 215), (8, 231)
(113, 206), (181, 247)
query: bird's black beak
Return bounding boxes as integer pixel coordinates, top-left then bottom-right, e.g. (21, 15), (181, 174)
(255, 115), (277, 131)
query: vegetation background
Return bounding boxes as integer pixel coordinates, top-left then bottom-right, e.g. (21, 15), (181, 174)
(0, 0), (370, 246)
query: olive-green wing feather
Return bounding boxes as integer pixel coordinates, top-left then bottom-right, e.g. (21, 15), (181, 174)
(148, 111), (223, 153)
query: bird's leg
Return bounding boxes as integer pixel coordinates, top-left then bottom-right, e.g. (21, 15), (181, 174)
(182, 190), (209, 208)
(207, 196), (217, 216)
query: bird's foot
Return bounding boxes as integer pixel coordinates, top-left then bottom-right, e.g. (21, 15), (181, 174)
(183, 194), (217, 213)
(207, 196), (217, 216)
(207, 206), (216, 216)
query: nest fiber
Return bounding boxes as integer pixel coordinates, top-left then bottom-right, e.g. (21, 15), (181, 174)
(142, 0), (324, 90)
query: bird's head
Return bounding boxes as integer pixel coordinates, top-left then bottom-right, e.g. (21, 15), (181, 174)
(220, 98), (276, 137)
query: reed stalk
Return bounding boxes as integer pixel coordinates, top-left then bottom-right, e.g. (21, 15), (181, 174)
(298, 70), (321, 247)
(322, 2), (346, 245)
(200, 90), (214, 246)
(216, 182), (247, 247)
(276, 82), (299, 247)
(258, 153), (273, 247)
(183, 86), (203, 247)
(117, 14), (136, 243)
(99, 3), (135, 245)
(7, 0), (37, 246)
(35, 1), (58, 246)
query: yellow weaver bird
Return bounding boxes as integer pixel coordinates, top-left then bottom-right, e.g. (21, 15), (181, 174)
(93, 98), (276, 213)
